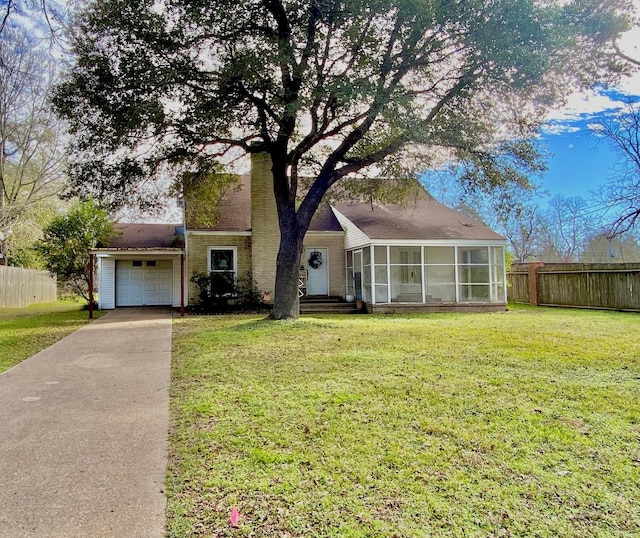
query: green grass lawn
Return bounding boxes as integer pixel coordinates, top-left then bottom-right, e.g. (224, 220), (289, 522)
(0, 300), (103, 373)
(167, 306), (640, 537)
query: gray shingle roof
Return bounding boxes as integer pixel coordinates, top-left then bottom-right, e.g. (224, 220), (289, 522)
(333, 189), (505, 241)
(109, 223), (184, 249)
(183, 175), (504, 241)
(187, 175), (343, 233)
(186, 175), (252, 232)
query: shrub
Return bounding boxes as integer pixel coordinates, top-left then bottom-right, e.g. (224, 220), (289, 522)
(190, 271), (265, 313)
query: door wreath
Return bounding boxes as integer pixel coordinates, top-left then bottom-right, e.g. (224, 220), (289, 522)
(308, 250), (323, 269)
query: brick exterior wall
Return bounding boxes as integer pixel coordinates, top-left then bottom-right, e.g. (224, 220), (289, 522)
(250, 152), (280, 297)
(186, 233), (251, 304)
(185, 152), (347, 304)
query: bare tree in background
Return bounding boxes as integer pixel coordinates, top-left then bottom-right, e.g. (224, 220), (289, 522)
(540, 195), (595, 262)
(498, 203), (545, 263)
(0, 0), (71, 39)
(0, 27), (67, 264)
(587, 17), (640, 236)
(591, 101), (640, 235)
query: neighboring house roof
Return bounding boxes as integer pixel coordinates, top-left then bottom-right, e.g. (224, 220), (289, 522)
(333, 190), (505, 241)
(107, 223), (184, 249)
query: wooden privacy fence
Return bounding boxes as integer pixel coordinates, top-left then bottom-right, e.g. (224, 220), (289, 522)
(0, 266), (57, 307)
(508, 262), (640, 312)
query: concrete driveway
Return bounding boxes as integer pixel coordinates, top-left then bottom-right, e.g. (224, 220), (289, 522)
(0, 308), (172, 537)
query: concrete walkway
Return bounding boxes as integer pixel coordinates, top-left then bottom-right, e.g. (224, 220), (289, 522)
(0, 308), (172, 537)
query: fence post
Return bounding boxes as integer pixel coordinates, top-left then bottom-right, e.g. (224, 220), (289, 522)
(528, 262), (544, 306)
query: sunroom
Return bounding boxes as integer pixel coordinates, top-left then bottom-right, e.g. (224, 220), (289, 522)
(331, 191), (508, 313)
(345, 243), (507, 311)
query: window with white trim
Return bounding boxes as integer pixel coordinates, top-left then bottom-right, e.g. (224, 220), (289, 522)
(208, 247), (237, 279)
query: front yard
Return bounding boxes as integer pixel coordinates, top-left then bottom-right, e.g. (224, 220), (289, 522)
(0, 300), (101, 373)
(167, 306), (639, 537)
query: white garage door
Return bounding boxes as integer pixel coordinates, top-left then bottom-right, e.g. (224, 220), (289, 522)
(116, 260), (173, 306)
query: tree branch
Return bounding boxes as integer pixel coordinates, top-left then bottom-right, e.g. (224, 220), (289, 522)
(613, 40), (640, 67)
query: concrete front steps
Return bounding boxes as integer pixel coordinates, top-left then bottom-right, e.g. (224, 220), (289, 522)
(300, 295), (362, 315)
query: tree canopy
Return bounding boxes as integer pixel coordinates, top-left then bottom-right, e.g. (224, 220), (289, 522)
(54, 0), (633, 317)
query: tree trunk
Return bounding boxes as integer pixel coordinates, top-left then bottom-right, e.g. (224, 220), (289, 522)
(268, 151), (330, 320)
(271, 224), (305, 320)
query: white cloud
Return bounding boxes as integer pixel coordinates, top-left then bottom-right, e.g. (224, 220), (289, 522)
(617, 3), (640, 58)
(541, 123), (581, 135)
(545, 91), (628, 124)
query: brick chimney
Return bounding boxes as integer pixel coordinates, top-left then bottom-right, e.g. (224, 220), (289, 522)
(250, 151), (279, 300)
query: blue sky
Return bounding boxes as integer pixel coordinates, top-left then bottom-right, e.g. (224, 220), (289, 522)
(539, 88), (640, 207)
(538, 0), (640, 203)
(424, 87), (640, 214)
(540, 115), (624, 201)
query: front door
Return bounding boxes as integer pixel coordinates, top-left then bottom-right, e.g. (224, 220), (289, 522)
(305, 247), (328, 296)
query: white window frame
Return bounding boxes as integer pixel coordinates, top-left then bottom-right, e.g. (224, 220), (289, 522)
(207, 246), (238, 281)
(346, 243), (506, 305)
(456, 246), (491, 303)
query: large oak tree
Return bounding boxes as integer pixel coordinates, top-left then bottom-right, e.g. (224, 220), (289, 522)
(54, 0), (631, 318)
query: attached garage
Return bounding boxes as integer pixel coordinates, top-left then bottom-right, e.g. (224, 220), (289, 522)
(116, 259), (173, 306)
(91, 224), (185, 310)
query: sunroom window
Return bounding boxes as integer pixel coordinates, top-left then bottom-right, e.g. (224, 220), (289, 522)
(362, 247), (372, 302)
(424, 247), (456, 302)
(490, 246), (506, 302)
(390, 247), (422, 302)
(458, 247), (490, 302)
(345, 244), (505, 305)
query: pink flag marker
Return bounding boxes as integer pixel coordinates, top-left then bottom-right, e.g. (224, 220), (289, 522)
(229, 506), (241, 527)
